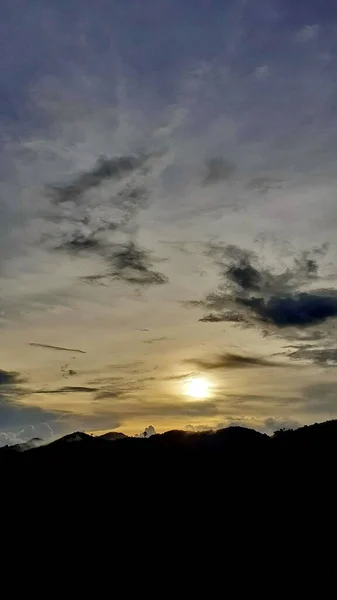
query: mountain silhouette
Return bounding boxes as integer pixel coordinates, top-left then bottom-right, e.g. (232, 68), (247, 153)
(2, 420), (337, 477)
(2, 420), (334, 558)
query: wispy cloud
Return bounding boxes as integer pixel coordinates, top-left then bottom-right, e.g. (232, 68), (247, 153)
(47, 154), (149, 204)
(201, 157), (235, 185)
(35, 386), (99, 394)
(143, 337), (169, 344)
(29, 343), (86, 353)
(287, 347), (337, 367)
(184, 352), (285, 371)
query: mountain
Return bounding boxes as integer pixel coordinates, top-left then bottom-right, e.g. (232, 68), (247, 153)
(50, 431), (94, 445)
(2, 420), (335, 547)
(2, 419), (337, 507)
(1, 437), (43, 452)
(97, 431), (127, 441)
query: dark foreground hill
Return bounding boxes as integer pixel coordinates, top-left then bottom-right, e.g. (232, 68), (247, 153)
(2, 420), (337, 495)
(2, 421), (336, 566)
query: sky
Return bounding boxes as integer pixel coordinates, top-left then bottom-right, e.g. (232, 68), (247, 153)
(2, 0), (337, 444)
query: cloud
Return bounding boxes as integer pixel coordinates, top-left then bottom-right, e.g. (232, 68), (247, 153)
(0, 365), (123, 444)
(192, 242), (337, 330)
(29, 343), (86, 353)
(199, 311), (247, 323)
(296, 25), (320, 42)
(288, 347), (337, 367)
(107, 242), (168, 286)
(40, 146), (169, 289)
(241, 292), (337, 327)
(0, 401), (63, 446)
(0, 368), (29, 406)
(47, 154), (149, 204)
(246, 177), (283, 194)
(93, 374), (157, 400)
(3, 2), (337, 436)
(35, 386), (99, 395)
(201, 157), (235, 185)
(254, 65), (269, 80)
(184, 352), (284, 371)
(164, 372), (198, 381)
(135, 425), (157, 438)
(0, 368), (67, 445)
(0, 369), (27, 386)
(300, 383), (337, 415)
(143, 337), (168, 344)
(57, 233), (104, 254)
(94, 390), (126, 401)
(79, 241), (168, 287)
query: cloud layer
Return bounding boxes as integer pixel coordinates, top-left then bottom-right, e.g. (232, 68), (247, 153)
(1, 1), (337, 438)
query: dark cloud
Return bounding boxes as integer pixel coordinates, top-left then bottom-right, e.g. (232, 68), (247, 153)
(55, 219), (120, 256)
(205, 243), (322, 294)
(227, 260), (262, 291)
(285, 331), (327, 343)
(0, 369), (26, 386)
(78, 242), (168, 287)
(35, 386), (99, 395)
(107, 242), (168, 286)
(202, 157), (235, 185)
(94, 390), (124, 401)
(0, 401), (64, 442)
(193, 242), (336, 330)
(29, 343), (86, 354)
(57, 234), (103, 254)
(239, 291), (337, 328)
(61, 364), (77, 379)
(47, 154), (148, 204)
(80, 274), (108, 287)
(0, 370), (122, 446)
(45, 153), (168, 288)
(0, 369), (65, 445)
(184, 352), (284, 371)
(199, 311), (247, 323)
(0, 400), (121, 446)
(0, 369), (29, 412)
(288, 347), (337, 367)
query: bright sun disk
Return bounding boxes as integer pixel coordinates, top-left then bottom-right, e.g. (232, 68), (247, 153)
(183, 377), (210, 399)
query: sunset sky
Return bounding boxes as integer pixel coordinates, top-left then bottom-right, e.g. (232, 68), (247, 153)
(2, 0), (337, 444)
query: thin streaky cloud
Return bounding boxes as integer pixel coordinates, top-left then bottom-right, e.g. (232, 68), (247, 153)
(29, 343), (86, 354)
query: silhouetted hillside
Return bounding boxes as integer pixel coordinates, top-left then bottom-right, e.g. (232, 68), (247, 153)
(2, 420), (337, 495)
(2, 420), (336, 555)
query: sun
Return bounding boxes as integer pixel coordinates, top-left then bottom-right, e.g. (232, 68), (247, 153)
(183, 377), (210, 399)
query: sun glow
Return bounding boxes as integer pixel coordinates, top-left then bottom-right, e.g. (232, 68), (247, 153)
(183, 377), (210, 399)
